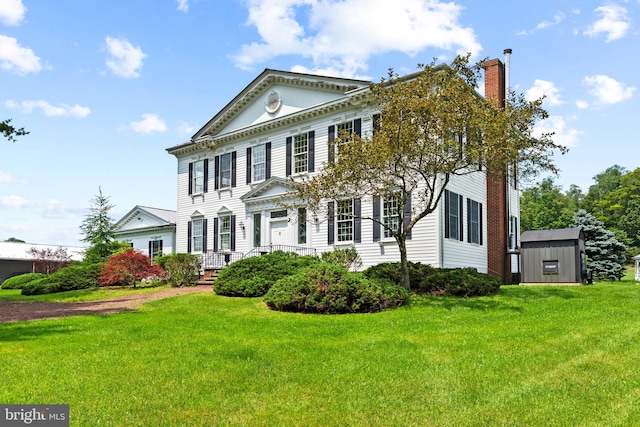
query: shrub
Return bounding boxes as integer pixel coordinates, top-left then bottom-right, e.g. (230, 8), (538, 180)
(21, 263), (103, 295)
(320, 247), (362, 270)
(264, 263), (410, 314)
(155, 253), (202, 287)
(418, 267), (501, 297)
(364, 261), (435, 290)
(214, 251), (321, 297)
(99, 248), (166, 287)
(1, 273), (46, 289)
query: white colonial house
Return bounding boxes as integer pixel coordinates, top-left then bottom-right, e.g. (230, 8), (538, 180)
(167, 54), (520, 283)
(113, 206), (176, 262)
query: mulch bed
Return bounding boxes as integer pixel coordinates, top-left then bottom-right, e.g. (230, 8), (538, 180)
(0, 285), (212, 324)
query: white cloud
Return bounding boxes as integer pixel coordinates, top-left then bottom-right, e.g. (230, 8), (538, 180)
(575, 100), (589, 109)
(0, 0), (26, 26)
(584, 4), (630, 41)
(104, 36), (146, 78)
(5, 99), (91, 117)
(0, 35), (41, 74)
(177, 120), (195, 135)
(0, 195), (82, 218)
(130, 114), (168, 134)
(525, 80), (564, 106)
(535, 115), (582, 148)
(536, 12), (565, 30)
(0, 195), (29, 208)
(0, 171), (27, 184)
(583, 75), (635, 105)
(232, 0), (482, 77)
(177, 0), (189, 13)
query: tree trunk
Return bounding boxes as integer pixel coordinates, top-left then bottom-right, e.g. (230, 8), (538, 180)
(397, 236), (411, 290)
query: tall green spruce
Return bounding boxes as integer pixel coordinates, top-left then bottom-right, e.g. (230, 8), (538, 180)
(571, 210), (626, 281)
(79, 187), (122, 263)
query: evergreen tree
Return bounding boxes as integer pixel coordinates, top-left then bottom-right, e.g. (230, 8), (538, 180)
(571, 210), (626, 281)
(1, 119), (28, 142)
(79, 187), (118, 263)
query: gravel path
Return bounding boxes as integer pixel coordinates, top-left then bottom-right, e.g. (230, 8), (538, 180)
(0, 285), (212, 324)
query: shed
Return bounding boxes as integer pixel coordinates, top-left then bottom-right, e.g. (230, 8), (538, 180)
(520, 227), (588, 285)
(634, 254), (640, 282)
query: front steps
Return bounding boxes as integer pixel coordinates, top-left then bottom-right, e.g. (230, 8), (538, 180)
(197, 269), (220, 286)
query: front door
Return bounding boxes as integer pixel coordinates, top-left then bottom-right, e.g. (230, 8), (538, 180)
(270, 220), (288, 245)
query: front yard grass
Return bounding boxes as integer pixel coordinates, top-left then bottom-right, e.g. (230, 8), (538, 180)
(1, 279), (640, 426)
(0, 284), (174, 302)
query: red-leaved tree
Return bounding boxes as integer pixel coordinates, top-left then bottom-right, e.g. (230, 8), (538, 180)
(99, 248), (166, 287)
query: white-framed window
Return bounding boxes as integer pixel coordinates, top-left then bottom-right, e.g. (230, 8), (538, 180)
(193, 160), (205, 194)
(252, 144), (266, 182)
(294, 134), (308, 174)
(150, 240), (163, 261)
(337, 199), (354, 242)
(445, 190), (463, 241)
(383, 195), (400, 238)
(220, 153), (232, 188)
(467, 199), (482, 245)
(192, 218), (204, 252)
(219, 214), (231, 251)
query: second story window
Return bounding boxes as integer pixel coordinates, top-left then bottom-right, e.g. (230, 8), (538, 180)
(294, 134), (308, 173)
(215, 151), (236, 190)
(286, 132), (315, 176)
(188, 159), (208, 195)
(246, 143), (271, 184)
(252, 145), (265, 181)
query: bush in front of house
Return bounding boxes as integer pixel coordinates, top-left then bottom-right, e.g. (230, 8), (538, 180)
(418, 267), (501, 297)
(0, 273), (46, 289)
(214, 251), (321, 297)
(99, 248), (166, 287)
(264, 263), (410, 314)
(363, 261), (435, 290)
(320, 247), (362, 271)
(21, 263), (103, 295)
(155, 253), (202, 287)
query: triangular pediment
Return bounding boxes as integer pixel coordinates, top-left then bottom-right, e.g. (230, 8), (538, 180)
(193, 69), (370, 141)
(115, 206), (176, 232)
(241, 177), (293, 203)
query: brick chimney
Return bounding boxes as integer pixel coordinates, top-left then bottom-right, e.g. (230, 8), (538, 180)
(484, 58), (511, 284)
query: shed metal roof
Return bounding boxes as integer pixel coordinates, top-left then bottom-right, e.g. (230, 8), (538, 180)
(520, 227), (584, 243)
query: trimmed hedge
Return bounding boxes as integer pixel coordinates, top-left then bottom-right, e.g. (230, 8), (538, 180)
(0, 273), (46, 290)
(214, 251), (321, 297)
(418, 267), (501, 297)
(21, 263), (103, 295)
(264, 263), (410, 314)
(155, 253), (201, 287)
(364, 262), (501, 297)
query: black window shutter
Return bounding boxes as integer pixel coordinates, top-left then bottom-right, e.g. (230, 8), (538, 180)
(231, 215), (236, 251)
(404, 193), (412, 240)
(467, 198), (471, 243)
(444, 190), (450, 239)
(246, 147), (252, 184)
(203, 158), (209, 193)
(354, 118), (362, 137)
(265, 142), (271, 179)
(213, 218), (219, 252)
(327, 201), (335, 245)
(231, 151), (237, 188)
(214, 156), (220, 190)
(458, 195), (464, 241)
(148, 241), (152, 257)
(159, 240), (163, 253)
(187, 221), (192, 253)
(286, 137), (292, 176)
(203, 219), (208, 252)
(372, 196), (381, 242)
(373, 114), (381, 135)
(308, 131), (315, 172)
(328, 125), (335, 163)
(354, 198), (361, 243)
(480, 203), (484, 246)
(188, 162), (193, 195)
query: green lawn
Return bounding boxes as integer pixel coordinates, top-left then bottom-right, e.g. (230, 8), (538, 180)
(2, 280), (640, 426)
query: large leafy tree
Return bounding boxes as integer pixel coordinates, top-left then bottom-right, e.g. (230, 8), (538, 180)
(520, 177), (576, 231)
(571, 210), (626, 281)
(79, 187), (119, 263)
(287, 55), (566, 289)
(1, 119), (28, 142)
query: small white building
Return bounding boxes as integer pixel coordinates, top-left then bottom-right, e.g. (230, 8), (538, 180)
(113, 206), (176, 262)
(634, 254), (640, 281)
(166, 55), (519, 283)
(0, 241), (85, 283)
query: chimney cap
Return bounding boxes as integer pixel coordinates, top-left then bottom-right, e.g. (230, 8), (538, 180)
(504, 48), (512, 54)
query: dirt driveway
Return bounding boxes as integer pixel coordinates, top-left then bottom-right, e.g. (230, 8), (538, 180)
(0, 285), (212, 324)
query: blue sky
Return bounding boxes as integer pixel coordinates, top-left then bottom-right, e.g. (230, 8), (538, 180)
(1, 0), (638, 246)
